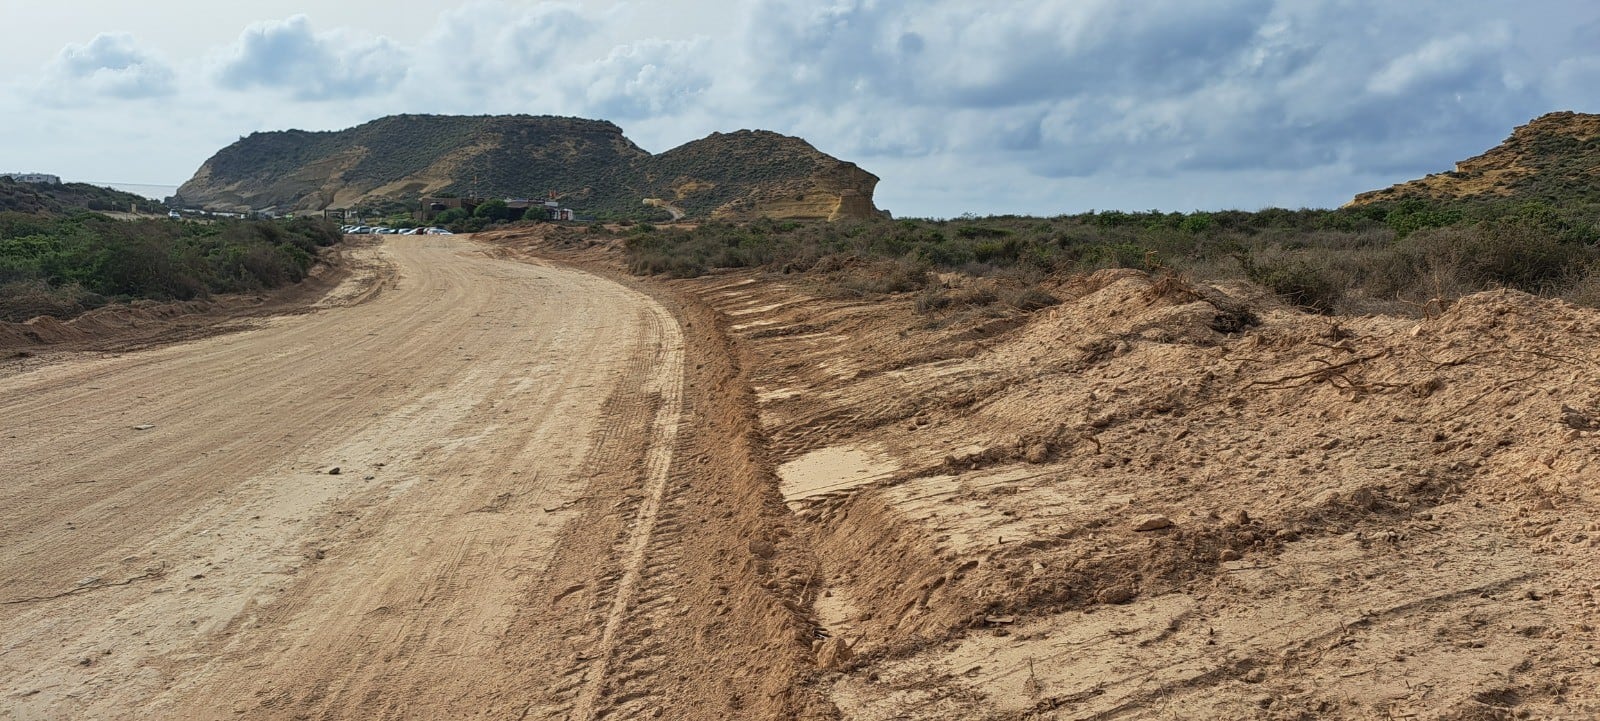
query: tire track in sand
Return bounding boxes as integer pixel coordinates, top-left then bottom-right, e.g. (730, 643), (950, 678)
(569, 300), (685, 721)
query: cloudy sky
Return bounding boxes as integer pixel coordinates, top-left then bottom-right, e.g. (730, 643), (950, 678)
(3, 1), (1597, 217)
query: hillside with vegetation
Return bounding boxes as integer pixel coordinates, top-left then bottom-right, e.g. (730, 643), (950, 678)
(1350, 111), (1600, 210)
(0, 212), (341, 322)
(614, 111), (1600, 316)
(173, 115), (884, 221)
(642, 130), (880, 221)
(620, 203), (1598, 316)
(0, 177), (163, 215)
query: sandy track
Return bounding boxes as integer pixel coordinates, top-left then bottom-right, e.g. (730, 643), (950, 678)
(0, 236), (684, 719)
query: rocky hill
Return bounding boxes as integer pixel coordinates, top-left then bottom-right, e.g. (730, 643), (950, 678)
(1350, 111), (1600, 207)
(645, 130), (880, 221)
(173, 115), (883, 221)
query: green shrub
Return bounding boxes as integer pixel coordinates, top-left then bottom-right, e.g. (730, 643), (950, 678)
(0, 214), (341, 320)
(474, 199), (510, 221)
(1385, 199), (1464, 239)
(613, 204), (1595, 316)
(1238, 252), (1343, 314)
(1463, 218), (1587, 291)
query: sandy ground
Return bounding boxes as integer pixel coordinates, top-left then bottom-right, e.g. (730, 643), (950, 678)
(12, 221), (1599, 721)
(664, 262), (1600, 720)
(0, 236), (693, 719)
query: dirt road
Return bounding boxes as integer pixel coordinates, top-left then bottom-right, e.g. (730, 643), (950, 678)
(0, 236), (687, 719)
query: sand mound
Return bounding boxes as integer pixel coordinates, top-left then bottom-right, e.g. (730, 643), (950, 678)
(693, 265), (1600, 719)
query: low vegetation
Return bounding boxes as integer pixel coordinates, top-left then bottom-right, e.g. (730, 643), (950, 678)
(622, 200), (1600, 315)
(0, 212), (341, 322)
(0, 177), (162, 215)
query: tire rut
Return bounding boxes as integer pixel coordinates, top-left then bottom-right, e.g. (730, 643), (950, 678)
(569, 301), (686, 721)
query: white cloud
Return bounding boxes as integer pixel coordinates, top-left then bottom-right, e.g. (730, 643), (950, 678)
(1368, 28), (1509, 96)
(215, 15), (408, 100)
(574, 38), (714, 119)
(40, 33), (176, 102)
(730, 0), (1552, 192)
(1545, 56), (1600, 110)
(5, 0), (1600, 215)
(406, 1), (593, 110)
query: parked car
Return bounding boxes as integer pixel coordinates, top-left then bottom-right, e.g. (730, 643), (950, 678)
(168, 211), (182, 219)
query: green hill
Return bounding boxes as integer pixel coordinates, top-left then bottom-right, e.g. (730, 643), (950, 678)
(0, 177), (162, 215)
(174, 115), (883, 221)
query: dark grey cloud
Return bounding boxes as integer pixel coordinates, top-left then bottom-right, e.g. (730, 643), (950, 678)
(14, 1), (1599, 217)
(217, 15), (407, 100)
(735, 0), (1594, 194)
(44, 33), (175, 101)
(743, 1), (1273, 108)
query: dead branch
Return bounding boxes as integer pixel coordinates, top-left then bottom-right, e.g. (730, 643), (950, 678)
(1247, 351), (1391, 390)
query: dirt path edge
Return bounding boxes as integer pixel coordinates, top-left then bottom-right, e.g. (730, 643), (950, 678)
(485, 236), (840, 720)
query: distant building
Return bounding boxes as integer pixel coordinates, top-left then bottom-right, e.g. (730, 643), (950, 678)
(542, 199), (575, 221)
(506, 199), (576, 221)
(2, 172), (61, 185)
(418, 196), (478, 221)
(418, 196), (576, 222)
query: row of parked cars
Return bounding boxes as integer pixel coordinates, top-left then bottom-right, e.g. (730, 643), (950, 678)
(342, 225), (454, 235)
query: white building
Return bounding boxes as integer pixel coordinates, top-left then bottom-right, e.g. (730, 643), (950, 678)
(2, 172), (61, 185)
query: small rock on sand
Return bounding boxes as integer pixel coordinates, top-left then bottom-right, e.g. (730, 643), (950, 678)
(817, 637), (853, 669)
(1097, 585), (1136, 604)
(1133, 514), (1173, 531)
(748, 539), (777, 559)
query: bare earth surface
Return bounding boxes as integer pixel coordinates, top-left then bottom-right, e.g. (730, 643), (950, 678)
(682, 266), (1600, 721)
(0, 236), (693, 719)
(8, 224), (1600, 721)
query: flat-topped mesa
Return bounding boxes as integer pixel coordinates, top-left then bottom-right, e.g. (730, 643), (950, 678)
(1348, 111), (1600, 207)
(173, 116), (884, 221)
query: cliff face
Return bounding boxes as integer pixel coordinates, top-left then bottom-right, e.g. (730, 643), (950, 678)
(174, 116), (883, 221)
(1349, 111), (1600, 207)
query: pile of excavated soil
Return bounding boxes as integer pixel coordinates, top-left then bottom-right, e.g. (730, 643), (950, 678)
(485, 225), (1599, 719)
(685, 267), (1600, 720)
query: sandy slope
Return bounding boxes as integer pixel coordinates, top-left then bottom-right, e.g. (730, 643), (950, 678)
(0, 236), (686, 719)
(680, 266), (1600, 720)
